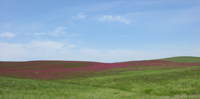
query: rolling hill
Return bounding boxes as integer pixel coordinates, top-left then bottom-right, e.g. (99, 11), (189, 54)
(160, 56), (200, 62)
(0, 56), (200, 99)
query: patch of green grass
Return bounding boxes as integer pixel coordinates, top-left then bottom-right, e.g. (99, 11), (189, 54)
(0, 77), (152, 99)
(1, 67), (200, 99)
(61, 66), (200, 97)
(160, 56), (200, 62)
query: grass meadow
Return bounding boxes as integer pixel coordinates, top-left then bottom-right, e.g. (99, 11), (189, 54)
(0, 56), (200, 99)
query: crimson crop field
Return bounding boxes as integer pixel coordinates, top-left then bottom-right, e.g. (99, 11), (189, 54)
(0, 56), (200, 99)
(1, 60), (200, 80)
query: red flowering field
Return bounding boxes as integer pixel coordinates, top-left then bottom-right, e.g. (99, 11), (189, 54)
(1, 58), (200, 80)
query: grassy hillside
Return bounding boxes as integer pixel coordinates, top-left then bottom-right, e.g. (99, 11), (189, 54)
(160, 56), (200, 62)
(1, 66), (200, 99)
(0, 56), (200, 99)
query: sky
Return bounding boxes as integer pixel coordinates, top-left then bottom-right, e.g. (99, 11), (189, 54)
(0, 0), (200, 62)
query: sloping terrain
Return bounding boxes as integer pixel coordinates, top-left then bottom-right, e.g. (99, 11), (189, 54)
(160, 56), (200, 62)
(0, 56), (200, 99)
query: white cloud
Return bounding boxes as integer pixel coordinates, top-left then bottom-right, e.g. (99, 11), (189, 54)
(98, 15), (131, 24)
(0, 23), (11, 28)
(0, 40), (76, 61)
(31, 27), (81, 37)
(72, 13), (86, 19)
(68, 44), (76, 48)
(136, 1), (164, 5)
(51, 27), (67, 36)
(0, 41), (199, 62)
(0, 32), (15, 38)
(68, 34), (81, 37)
(32, 27), (81, 37)
(70, 21), (74, 25)
(33, 32), (46, 36)
(28, 41), (64, 50)
(79, 48), (102, 56)
(30, 27), (70, 36)
(0, 42), (27, 60)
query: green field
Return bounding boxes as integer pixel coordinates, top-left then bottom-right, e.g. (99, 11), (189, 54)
(0, 56), (200, 99)
(159, 56), (200, 62)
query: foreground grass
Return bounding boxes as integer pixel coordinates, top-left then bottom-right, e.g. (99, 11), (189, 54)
(1, 66), (200, 99)
(0, 77), (147, 99)
(60, 67), (200, 96)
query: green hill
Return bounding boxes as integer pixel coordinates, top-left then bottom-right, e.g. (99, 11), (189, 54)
(159, 56), (200, 62)
(1, 56), (200, 98)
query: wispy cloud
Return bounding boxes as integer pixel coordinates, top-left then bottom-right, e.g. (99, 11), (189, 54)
(68, 34), (81, 37)
(0, 40), (77, 61)
(0, 32), (15, 38)
(98, 15), (131, 24)
(30, 27), (67, 36)
(31, 27), (80, 37)
(72, 13), (86, 19)
(0, 40), (199, 62)
(33, 32), (46, 36)
(28, 40), (64, 50)
(51, 27), (67, 36)
(135, 1), (165, 5)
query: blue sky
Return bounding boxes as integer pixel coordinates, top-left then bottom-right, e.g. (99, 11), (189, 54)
(0, 0), (200, 62)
